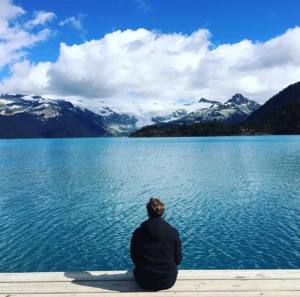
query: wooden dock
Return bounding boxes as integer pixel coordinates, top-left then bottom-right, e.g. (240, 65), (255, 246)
(1, 270), (300, 296)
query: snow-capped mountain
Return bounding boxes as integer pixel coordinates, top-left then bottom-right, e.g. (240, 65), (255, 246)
(0, 94), (60, 119)
(161, 94), (261, 126)
(86, 105), (137, 135)
(225, 94), (261, 114)
(0, 93), (260, 138)
(0, 94), (112, 138)
(80, 99), (213, 129)
(198, 98), (220, 105)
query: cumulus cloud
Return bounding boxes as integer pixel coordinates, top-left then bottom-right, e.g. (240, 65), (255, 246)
(0, 0), (55, 71)
(1, 60), (51, 91)
(1, 27), (300, 106)
(25, 11), (56, 29)
(0, 0), (24, 21)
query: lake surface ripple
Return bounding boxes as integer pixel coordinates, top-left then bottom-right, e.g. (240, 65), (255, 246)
(0, 136), (300, 272)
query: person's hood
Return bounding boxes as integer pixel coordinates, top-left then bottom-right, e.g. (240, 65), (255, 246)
(141, 217), (166, 240)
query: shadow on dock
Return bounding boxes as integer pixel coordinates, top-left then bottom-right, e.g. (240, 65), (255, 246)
(64, 271), (156, 293)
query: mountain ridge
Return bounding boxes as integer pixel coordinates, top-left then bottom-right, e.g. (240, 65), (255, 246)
(247, 81), (300, 134)
(130, 81), (300, 137)
(0, 93), (261, 138)
(0, 95), (112, 138)
(247, 81), (300, 122)
(161, 94), (260, 126)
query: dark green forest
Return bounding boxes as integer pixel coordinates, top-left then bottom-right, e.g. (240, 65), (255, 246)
(130, 120), (268, 137)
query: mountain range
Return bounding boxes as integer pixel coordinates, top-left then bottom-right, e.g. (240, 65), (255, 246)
(0, 93), (261, 138)
(160, 94), (260, 126)
(131, 81), (300, 137)
(0, 95), (112, 138)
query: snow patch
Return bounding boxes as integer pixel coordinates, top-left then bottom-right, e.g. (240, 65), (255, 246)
(0, 99), (14, 104)
(76, 99), (215, 129)
(22, 95), (34, 101)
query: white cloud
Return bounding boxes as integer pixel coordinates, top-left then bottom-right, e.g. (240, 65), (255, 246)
(59, 14), (86, 32)
(25, 11), (56, 29)
(0, 0), (24, 21)
(1, 60), (51, 91)
(0, 0), (55, 71)
(132, 0), (150, 11)
(1, 27), (300, 106)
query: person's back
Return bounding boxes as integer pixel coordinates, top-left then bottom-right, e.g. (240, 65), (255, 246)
(130, 198), (182, 290)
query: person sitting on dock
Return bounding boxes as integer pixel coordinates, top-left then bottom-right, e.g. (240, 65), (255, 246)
(130, 198), (183, 290)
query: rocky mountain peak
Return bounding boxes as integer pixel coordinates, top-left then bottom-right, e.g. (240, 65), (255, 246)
(224, 94), (261, 114)
(227, 93), (249, 105)
(198, 98), (221, 105)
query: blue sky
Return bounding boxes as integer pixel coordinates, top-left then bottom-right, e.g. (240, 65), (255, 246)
(1, 0), (300, 105)
(15, 0), (300, 62)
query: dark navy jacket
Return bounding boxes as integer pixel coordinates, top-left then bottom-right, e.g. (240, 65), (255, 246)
(130, 217), (182, 290)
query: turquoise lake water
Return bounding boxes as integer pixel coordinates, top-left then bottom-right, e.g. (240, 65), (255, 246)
(0, 136), (300, 272)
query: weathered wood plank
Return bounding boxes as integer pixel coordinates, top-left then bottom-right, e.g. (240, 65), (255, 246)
(0, 270), (134, 282)
(1, 270), (300, 282)
(1, 279), (300, 294)
(1, 292), (300, 297)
